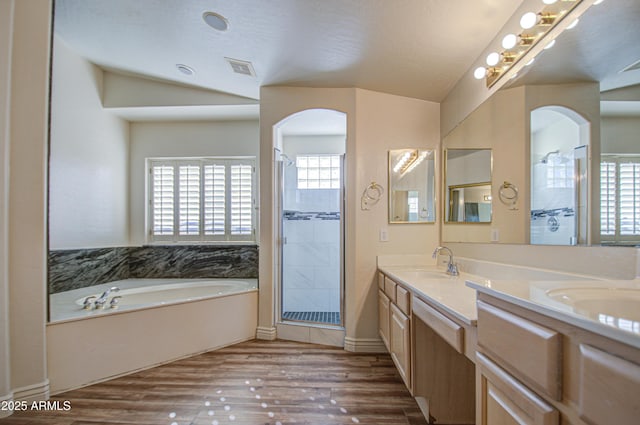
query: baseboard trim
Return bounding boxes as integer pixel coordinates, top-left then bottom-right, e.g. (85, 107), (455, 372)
(12, 380), (50, 403)
(0, 391), (13, 418)
(256, 326), (277, 341)
(343, 337), (387, 353)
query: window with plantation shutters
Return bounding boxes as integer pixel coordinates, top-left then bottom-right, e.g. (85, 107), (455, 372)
(600, 155), (640, 242)
(148, 158), (256, 243)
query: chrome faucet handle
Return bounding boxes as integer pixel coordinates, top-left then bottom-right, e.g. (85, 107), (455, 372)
(82, 296), (96, 310)
(109, 296), (122, 309)
(447, 262), (460, 276)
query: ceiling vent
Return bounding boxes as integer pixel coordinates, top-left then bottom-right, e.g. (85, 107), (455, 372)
(225, 57), (256, 77)
(621, 58), (640, 73)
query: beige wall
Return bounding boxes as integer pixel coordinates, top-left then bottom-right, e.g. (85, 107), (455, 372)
(49, 35), (130, 250)
(443, 86), (527, 244)
(129, 120), (259, 245)
(259, 86), (440, 349)
(1, 0), (51, 407)
(0, 0), (13, 412)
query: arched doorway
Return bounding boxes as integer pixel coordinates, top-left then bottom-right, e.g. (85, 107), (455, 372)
(273, 109), (347, 330)
(530, 106), (589, 245)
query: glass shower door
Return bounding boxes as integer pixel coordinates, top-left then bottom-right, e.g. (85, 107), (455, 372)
(280, 154), (343, 326)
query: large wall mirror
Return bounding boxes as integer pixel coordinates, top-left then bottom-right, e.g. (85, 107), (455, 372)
(388, 149), (436, 223)
(445, 149), (492, 223)
(442, 0), (640, 246)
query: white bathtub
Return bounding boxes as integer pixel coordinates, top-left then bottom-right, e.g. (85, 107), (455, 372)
(47, 278), (258, 393)
(50, 278), (257, 322)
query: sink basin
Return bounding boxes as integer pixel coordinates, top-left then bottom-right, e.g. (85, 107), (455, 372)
(396, 270), (451, 280)
(546, 287), (640, 322)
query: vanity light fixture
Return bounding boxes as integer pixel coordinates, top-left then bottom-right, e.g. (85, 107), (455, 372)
(393, 151), (413, 173)
(392, 150), (428, 175)
(473, 0), (584, 88)
(403, 151), (429, 175)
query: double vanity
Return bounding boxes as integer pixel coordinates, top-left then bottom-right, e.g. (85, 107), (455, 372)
(377, 254), (640, 425)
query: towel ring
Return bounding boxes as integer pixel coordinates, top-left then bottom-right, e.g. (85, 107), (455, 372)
(498, 181), (519, 210)
(361, 182), (384, 210)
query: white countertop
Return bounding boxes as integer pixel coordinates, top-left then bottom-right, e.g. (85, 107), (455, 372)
(378, 265), (478, 325)
(465, 277), (640, 350)
(377, 256), (640, 350)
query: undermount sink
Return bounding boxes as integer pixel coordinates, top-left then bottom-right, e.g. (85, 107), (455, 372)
(397, 270), (451, 279)
(546, 287), (640, 322)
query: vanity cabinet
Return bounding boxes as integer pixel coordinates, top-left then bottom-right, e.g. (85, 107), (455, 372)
(476, 292), (640, 425)
(378, 272), (412, 390)
(390, 302), (411, 386)
(378, 270), (475, 424)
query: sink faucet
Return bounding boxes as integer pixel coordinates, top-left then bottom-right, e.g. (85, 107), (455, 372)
(94, 286), (120, 308)
(432, 246), (459, 276)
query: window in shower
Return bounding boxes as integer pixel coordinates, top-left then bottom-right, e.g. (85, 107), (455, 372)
(601, 155), (640, 242)
(147, 157), (256, 243)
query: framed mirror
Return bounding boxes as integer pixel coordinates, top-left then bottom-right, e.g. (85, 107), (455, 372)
(445, 149), (492, 223)
(388, 149), (436, 223)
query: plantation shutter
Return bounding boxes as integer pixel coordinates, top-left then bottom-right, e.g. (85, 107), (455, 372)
(152, 165), (175, 236)
(230, 164), (254, 236)
(600, 156), (640, 241)
(619, 161), (640, 235)
(148, 158), (255, 242)
(600, 161), (616, 236)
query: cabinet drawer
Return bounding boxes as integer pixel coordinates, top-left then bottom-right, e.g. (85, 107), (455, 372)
(395, 285), (410, 316)
(378, 271), (385, 290)
(578, 344), (640, 425)
(477, 301), (562, 400)
(384, 276), (397, 303)
(478, 352), (559, 425)
(413, 296), (463, 353)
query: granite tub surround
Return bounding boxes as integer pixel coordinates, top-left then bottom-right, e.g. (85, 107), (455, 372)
(49, 245), (258, 293)
(129, 245), (258, 278)
(49, 247), (129, 294)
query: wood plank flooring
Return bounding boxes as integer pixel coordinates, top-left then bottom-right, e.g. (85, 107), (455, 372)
(0, 340), (428, 425)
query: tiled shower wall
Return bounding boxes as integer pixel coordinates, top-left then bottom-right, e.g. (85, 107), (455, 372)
(48, 245), (259, 294)
(282, 217), (340, 313)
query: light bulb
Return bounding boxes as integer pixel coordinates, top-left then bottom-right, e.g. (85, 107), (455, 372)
(486, 52), (500, 66)
(520, 12), (538, 29)
(566, 19), (579, 29)
(502, 34), (517, 49)
(474, 67), (487, 80)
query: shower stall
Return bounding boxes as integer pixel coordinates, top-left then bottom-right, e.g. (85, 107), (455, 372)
(530, 106), (589, 245)
(273, 109), (347, 329)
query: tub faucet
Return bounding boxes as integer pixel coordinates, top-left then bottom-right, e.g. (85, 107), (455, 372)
(95, 286), (120, 308)
(432, 246), (459, 276)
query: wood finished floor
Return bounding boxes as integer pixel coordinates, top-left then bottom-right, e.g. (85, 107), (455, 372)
(1, 340), (428, 425)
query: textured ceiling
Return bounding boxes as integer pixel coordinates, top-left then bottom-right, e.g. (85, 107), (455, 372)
(54, 0), (523, 102)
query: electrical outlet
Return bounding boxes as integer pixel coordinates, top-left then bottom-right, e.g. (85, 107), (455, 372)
(491, 228), (499, 242)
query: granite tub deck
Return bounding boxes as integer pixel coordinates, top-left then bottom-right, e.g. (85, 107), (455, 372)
(48, 244), (258, 293)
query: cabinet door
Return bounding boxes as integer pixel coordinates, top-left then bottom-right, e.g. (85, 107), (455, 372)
(477, 353), (558, 425)
(390, 303), (411, 390)
(378, 290), (390, 351)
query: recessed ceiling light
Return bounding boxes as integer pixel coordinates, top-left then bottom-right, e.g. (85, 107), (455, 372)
(203, 11), (229, 31)
(176, 64), (195, 76)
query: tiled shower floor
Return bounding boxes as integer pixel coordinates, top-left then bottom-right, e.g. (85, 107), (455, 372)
(282, 311), (341, 325)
